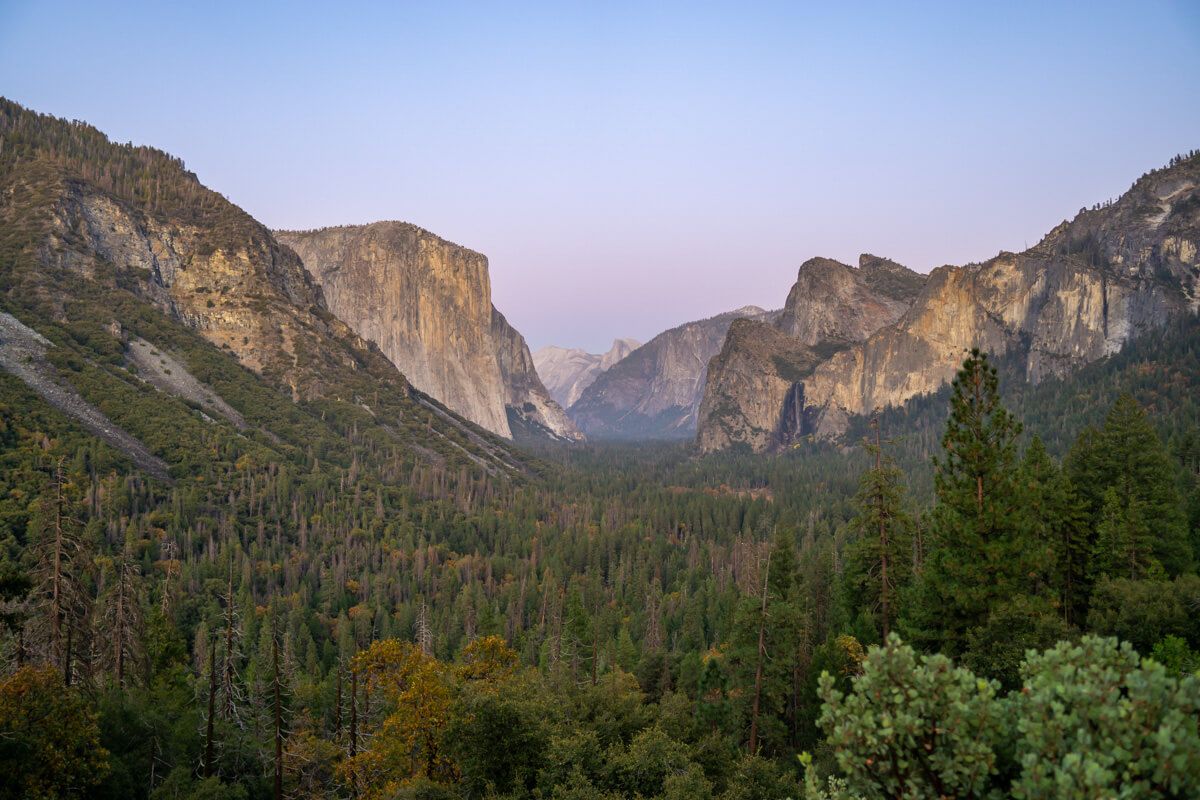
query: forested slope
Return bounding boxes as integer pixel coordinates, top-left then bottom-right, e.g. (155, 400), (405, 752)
(0, 99), (1198, 800)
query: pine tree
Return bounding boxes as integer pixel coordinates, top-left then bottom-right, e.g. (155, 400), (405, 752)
(27, 459), (92, 683)
(1020, 436), (1090, 624)
(1066, 394), (1192, 575)
(902, 349), (1035, 656)
(1091, 488), (1158, 580)
(734, 530), (806, 756)
(845, 419), (914, 639)
(96, 531), (144, 687)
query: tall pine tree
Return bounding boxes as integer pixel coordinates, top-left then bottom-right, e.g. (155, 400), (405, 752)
(1020, 436), (1090, 624)
(844, 419), (914, 641)
(901, 349), (1038, 656)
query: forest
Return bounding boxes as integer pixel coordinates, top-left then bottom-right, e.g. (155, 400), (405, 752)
(1, 98), (1199, 800)
(2, 330), (1200, 799)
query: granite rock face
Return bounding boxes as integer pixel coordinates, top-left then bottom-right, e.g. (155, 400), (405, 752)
(533, 338), (640, 408)
(492, 308), (583, 441)
(699, 153), (1200, 451)
(570, 306), (776, 439)
(276, 223), (579, 440)
(35, 179), (383, 404)
(800, 156), (1200, 437)
(696, 319), (824, 452)
(697, 257), (925, 451)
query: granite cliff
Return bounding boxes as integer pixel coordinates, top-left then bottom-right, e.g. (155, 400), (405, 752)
(570, 306), (775, 439)
(698, 153), (1200, 452)
(533, 338), (640, 408)
(275, 223), (580, 441)
(491, 308), (584, 441)
(698, 257), (925, 451)
(0, 98), (533, 476)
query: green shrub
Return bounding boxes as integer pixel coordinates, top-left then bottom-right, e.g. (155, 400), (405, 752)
(1011, 636), (1200, 799)
(817, 635), (1007, 799)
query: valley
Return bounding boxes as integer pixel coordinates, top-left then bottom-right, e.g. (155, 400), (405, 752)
(0, 97), (1198, 800)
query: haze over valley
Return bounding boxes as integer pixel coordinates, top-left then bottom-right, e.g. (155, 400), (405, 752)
(2, 4), (1199, 799)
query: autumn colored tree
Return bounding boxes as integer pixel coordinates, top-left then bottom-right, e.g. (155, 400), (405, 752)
(0, 666), (109, 800)
(343, 639), (456, 797)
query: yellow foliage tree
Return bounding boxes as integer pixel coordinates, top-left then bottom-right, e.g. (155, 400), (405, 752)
(459, 635), (518, 683)
(342, 639), (457, 798)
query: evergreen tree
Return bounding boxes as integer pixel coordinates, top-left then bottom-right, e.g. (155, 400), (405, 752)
(1091, 488), (1158, 580)
(844, 420), (914, 640)
(1020, 436), (1090, 624)
(1066, 394), (1192, 575)
(902, 349), (1036, 656)
(26, 459), (92, 683)
(731, 530), (806, 756)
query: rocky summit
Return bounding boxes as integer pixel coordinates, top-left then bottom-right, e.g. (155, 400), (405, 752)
(533, 338), (640, 409)
(698, 257), (926, 451)
(276, 223), (580, 442)
(569, 306), (776, 439)
(698, 154), (1200, 452)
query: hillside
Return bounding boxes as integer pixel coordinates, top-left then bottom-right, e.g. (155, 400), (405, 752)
(0, 98), (535, 480)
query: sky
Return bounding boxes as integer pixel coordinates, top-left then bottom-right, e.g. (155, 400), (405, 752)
(2, 2), (1199, 352)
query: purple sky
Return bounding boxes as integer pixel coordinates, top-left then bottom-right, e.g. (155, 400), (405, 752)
(3, 1), (1199, 352)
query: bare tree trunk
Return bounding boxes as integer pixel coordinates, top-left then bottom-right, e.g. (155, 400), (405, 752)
(335, 661), (343, 741)
(222, 558), (236, 718)
(204, 636), (217, 777)
(51, 461), (67, 676)
(748, 547), (772, 755)
(273, 622), (282, 800)
(64, 623), (73, 687)
(114, 571), (126, 686)
(349, 667), (358, 797)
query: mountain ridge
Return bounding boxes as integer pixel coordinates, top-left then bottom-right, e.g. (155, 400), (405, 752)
(697, 151), (1200, 452)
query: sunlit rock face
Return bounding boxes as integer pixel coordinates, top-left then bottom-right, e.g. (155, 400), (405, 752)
(699, 155), (1200, 452)
(698, 256), (924, 451)
(276, 222), (578, 440)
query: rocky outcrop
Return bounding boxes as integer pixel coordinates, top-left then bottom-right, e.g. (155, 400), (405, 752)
(533, 338), (640, 408)
(570, 306), (775, 438)
(696, 319), (823, 452)
(699, 153), (1200, 451)
(1, 98), (534, 476)
(491, 309), (582, 441)
(276, 223), (578, 441)
(34, 175), (383, 405)
(775, 255), (925, 345)
(798, 155), (1200, 437)
(697, 257), (925, 450)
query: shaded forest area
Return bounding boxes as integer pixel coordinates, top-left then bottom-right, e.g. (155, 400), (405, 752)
(2, 323), (1200, 798)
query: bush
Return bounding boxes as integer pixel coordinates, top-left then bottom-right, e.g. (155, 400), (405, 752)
(815, 635), (1200, 799)
(818, 635), (1007, 799)
(1011, 636), (1200, 798)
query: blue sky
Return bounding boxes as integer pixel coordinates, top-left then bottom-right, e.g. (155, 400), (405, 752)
(2, 1), (1198, 351)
